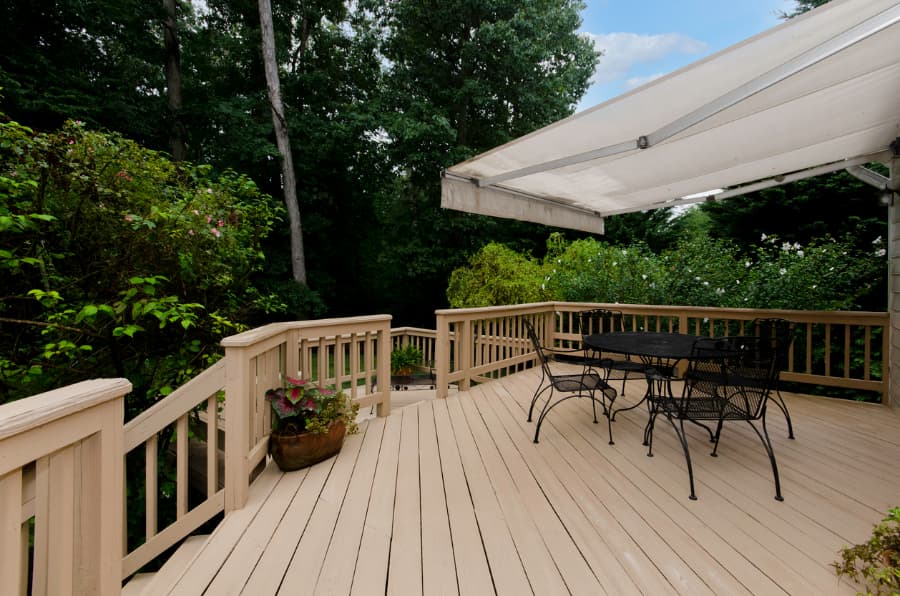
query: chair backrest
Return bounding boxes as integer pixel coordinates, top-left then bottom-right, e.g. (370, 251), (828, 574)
(721, 336), (778, 418)
(577, 308), (626, 336)
(751, 317), (796, 370)
(683, 337), (733, 399)
(522, 318), (553, 376)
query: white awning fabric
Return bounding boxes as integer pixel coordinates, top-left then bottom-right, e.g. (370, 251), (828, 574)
(441, 0), (900, 234)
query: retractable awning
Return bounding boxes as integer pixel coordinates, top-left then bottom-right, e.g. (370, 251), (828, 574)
(440, 0), (900, 234)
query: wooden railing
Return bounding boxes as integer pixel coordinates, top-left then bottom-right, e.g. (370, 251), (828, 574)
(435, 302), (889, 402)
(121, 359), (227, 578)
(220, 315), (392, 510)
(0, 307), (888, 592)
(391, 327), (437, 368)
(0, 315), (393, 593)
(0, 379), (130, 595)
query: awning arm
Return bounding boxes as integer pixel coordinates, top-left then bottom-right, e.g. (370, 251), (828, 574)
(846, 165), (890, 190)
(599, 151), (892, 216)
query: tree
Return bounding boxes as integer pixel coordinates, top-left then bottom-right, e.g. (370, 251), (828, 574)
(258, 0), (307, 284)
(364, 0), (599, 325)
(0, 1), (168, 145)
(163, 0), (187, 160)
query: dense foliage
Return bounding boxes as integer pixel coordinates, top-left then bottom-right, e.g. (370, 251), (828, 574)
(0, 116), (286, 414)
(448, 231), (886, 312)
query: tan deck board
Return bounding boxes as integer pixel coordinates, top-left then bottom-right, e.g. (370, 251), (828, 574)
(351, 412), (401, 596)
(165, 367), (900, 595)
(386, 406), (422, 596)
(417, 396), (458, 595)
(431, 399), (495, 595)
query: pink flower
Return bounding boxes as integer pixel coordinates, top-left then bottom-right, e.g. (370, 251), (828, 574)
(124, 214), (133, 222)
(188, 229), (194, 236)
(206, 188), (213, 194)
(211, 228), (221, 238)
(218, 219), (224, 227)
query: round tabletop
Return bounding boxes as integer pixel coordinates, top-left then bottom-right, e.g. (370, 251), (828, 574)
(583, 331), (701, 361)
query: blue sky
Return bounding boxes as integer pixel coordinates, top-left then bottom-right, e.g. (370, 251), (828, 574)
(577, 0), (796, 110)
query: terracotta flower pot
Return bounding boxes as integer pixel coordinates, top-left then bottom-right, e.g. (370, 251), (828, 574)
(268, 420), (346, 471)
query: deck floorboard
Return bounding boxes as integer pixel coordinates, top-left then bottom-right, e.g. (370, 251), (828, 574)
(165, 366), (899, 595)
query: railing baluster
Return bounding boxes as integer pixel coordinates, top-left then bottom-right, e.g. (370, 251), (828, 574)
(206, 396), (218, 497)
(145, 434), (158, 538)
(176, 415), (188, 519)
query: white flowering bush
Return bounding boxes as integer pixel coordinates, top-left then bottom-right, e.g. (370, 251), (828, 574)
(446, 232), (884, 312)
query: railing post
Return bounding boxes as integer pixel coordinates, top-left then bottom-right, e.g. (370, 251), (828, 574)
(435, 314), (450, 399)
(377, 320), (392, 417)
(459, 319), (472, 391)
(224, 344), (251, 512)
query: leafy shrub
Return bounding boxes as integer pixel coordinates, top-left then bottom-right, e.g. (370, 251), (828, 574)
(0, 115), (287, 414)
(833, 507), (900, 595)
(447, 241), (549, 307)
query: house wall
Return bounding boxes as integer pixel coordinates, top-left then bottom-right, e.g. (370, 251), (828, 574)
(891, 158), (899, 409)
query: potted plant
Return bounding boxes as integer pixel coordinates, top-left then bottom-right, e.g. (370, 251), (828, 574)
(391, 344), (423, 377)
(265, 376), (359, 471)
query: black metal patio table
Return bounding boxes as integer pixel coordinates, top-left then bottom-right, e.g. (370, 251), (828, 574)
(582, 331), (703, 431)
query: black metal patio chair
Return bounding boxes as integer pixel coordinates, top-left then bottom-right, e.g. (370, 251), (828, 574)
(644, 336), (784, 501)
(751, 317), (797, 439)
(576, 309), (650, 397)
(523, 318), (618, 444)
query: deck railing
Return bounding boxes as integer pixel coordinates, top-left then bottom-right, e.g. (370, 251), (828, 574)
(435, 302), (889, 402)
(121, 359), (227, 578)
(0, 315), (393, 593)
(0, 306), (889, 592)
(391, 327), (437, 368)
(220, 315), (392, 510)
(0, 379), (129, 595)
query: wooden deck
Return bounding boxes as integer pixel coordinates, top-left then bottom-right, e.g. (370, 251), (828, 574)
(154, 366), (900, 595)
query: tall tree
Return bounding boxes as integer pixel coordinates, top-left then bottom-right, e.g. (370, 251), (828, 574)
(258, 0), (307, 284)
(163, 0), (187, 160)
(365, 0), (599, 324)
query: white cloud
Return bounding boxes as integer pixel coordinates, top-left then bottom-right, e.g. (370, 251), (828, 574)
(587, 32), (708, 85)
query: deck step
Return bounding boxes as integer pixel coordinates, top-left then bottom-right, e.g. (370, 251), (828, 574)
(131, 534), (209, 595)
(122, 572), (155, 596)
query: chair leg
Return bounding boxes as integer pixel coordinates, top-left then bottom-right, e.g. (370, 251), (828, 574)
(527, 377), (550, 422)
(661, 416), (697, 500)
(771, 387), (794, 439)
(710, 418), (725, 456)
(749, 412), (784, 501)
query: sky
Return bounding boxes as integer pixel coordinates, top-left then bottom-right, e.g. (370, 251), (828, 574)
(577, 0), (796, 110)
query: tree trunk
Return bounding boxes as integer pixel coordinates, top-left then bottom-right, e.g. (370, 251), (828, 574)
(163, 0), (187, 161)
(258, 0), (307, 285)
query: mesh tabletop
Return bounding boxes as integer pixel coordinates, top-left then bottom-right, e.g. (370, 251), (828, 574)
(583, 332), (701, 361)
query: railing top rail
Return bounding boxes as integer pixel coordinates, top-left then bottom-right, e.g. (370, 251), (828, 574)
(221, 314), (393, 348)
(391, 327), (437, 336)
(436, 301), (887, 324)
(0, 378), (131, 440)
